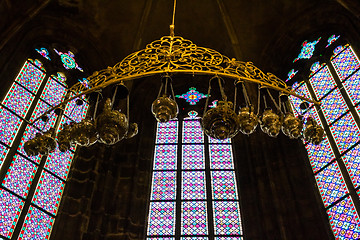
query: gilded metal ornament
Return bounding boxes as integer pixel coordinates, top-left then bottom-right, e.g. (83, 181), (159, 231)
(201, 101), (240, 140)
(71, 118), (98, 147)
(125, 123), (139, 139)
(24, 134), (41, 157)
(57, 123), (74, 152)
(96, 98), (129, 145)
(24, 128), (57, 156)
(260, 109), (282, 137)
(30, 35), (318, 124)
(238, 106), (258, 135)
(304, 117), (325, 145)
(281, 112), (303, 139)
(151, 95), (179, 122)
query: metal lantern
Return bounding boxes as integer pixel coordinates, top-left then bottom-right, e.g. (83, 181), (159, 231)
(151, 75), (178, 122)
(238, 106), (258, 135)
(56, 123), (74, 152)
(96, 98), (129, 145)
(37, 128), (57, 155)
(24, 134), (41, 157)
(281, 112), (303, 139)
(202, 100), (240, 139)
(260, 108), (282, 137)
(125, 122), (139, 139)
(24, 128), (57, 156)
(304, 117), (325, 145)
(71, 118), (98, 147)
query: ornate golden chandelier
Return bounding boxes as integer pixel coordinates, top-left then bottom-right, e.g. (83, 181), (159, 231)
(24, 0), (324, 157)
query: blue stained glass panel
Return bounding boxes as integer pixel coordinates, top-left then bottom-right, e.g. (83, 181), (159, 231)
(0, 107), (22, 146)
(181, 238), (208, 240)
(153, 145), (177, 170)
(18, 206), (54, 240)
(326, 196), (360, 240)
(15, 60), (45, 94)
(305, 136), (335, 173)
(0, 143), (9, 170)
(182, 171), (206, 200)
(45, 149), (74, 180)
(148, 238), (175, 240)
(210, 145), (234, 169)
(40, 77), (67, 106)
(32, 171), (65, 215)
(2, 83), (34, 118)
(314, 162), (348, 207)
(2, 154), (38, 198)
(289, 83), (311, 116)
(29, 100), (57, 130)
(215, 238), (243, 240)
(209, 136), (231, 144)
(213, 201), (242, 235)
(150, 171), (176, 200)
(330, 112), (360, 153)
(182, 145), (205, 170)
(147, 202), (176, 236)
(17, 125), (42, 164)
(320, 88), (348, 124)
(156, 121), (178, 144)
(211, 171), (238, 200)
(0, 189), (24, 238)
(182, 120), (203, 143)
(309, 65), (337, 100)
(181, 201), (208, 235)
(342, 144), (360, 189)
(331, 46), (360, 81)
(343, 70), (360, 106)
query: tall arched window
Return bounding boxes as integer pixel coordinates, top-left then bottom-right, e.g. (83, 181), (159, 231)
(288, 34), (360, 239)
(0, 47), (88, 239)
(146, 110), (244, 239)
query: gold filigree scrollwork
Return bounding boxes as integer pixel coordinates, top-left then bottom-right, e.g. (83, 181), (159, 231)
(68, 36), (316, 104)
(26, 36), (303, 122)
(32, 35), (317, 124)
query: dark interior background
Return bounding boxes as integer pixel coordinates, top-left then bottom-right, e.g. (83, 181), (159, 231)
(0, 0), (360, 239)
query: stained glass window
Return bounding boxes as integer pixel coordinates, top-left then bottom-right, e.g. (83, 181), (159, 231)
(18, 206), (54, 240)
(342, 144), (360, 189)
(329, 112), (360, 153)
(176, 87), (208, 105)
(147, 112), (243, 239)
(0, 106), (23, 146)
(181, 201), (208, 235)
(0, 189), (24, 238)
(0, 144), (9, 170)
(309, 65), (337, 100)
(342, 70), (360, 106)
(0, 49), (88, 239)
(305, 137), (335, 173)
(293, 37), (321, 62)
(147, 202), (176, 236)
(320, 88), (348, 124)
(32, 171), (65, 215)
(326, 196), (360, 239)
(314, 162), (348, 207)
(2, 154), (38, 198)
(289, 36), (360, 239)
(331, 45), (360, 81)
(2, 83), (35, 118)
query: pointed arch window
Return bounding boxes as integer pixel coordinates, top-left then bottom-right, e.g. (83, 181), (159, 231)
(0, 47), (88, 239)
(146, 111), (244, 239)
(288, 35), (360, 239)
